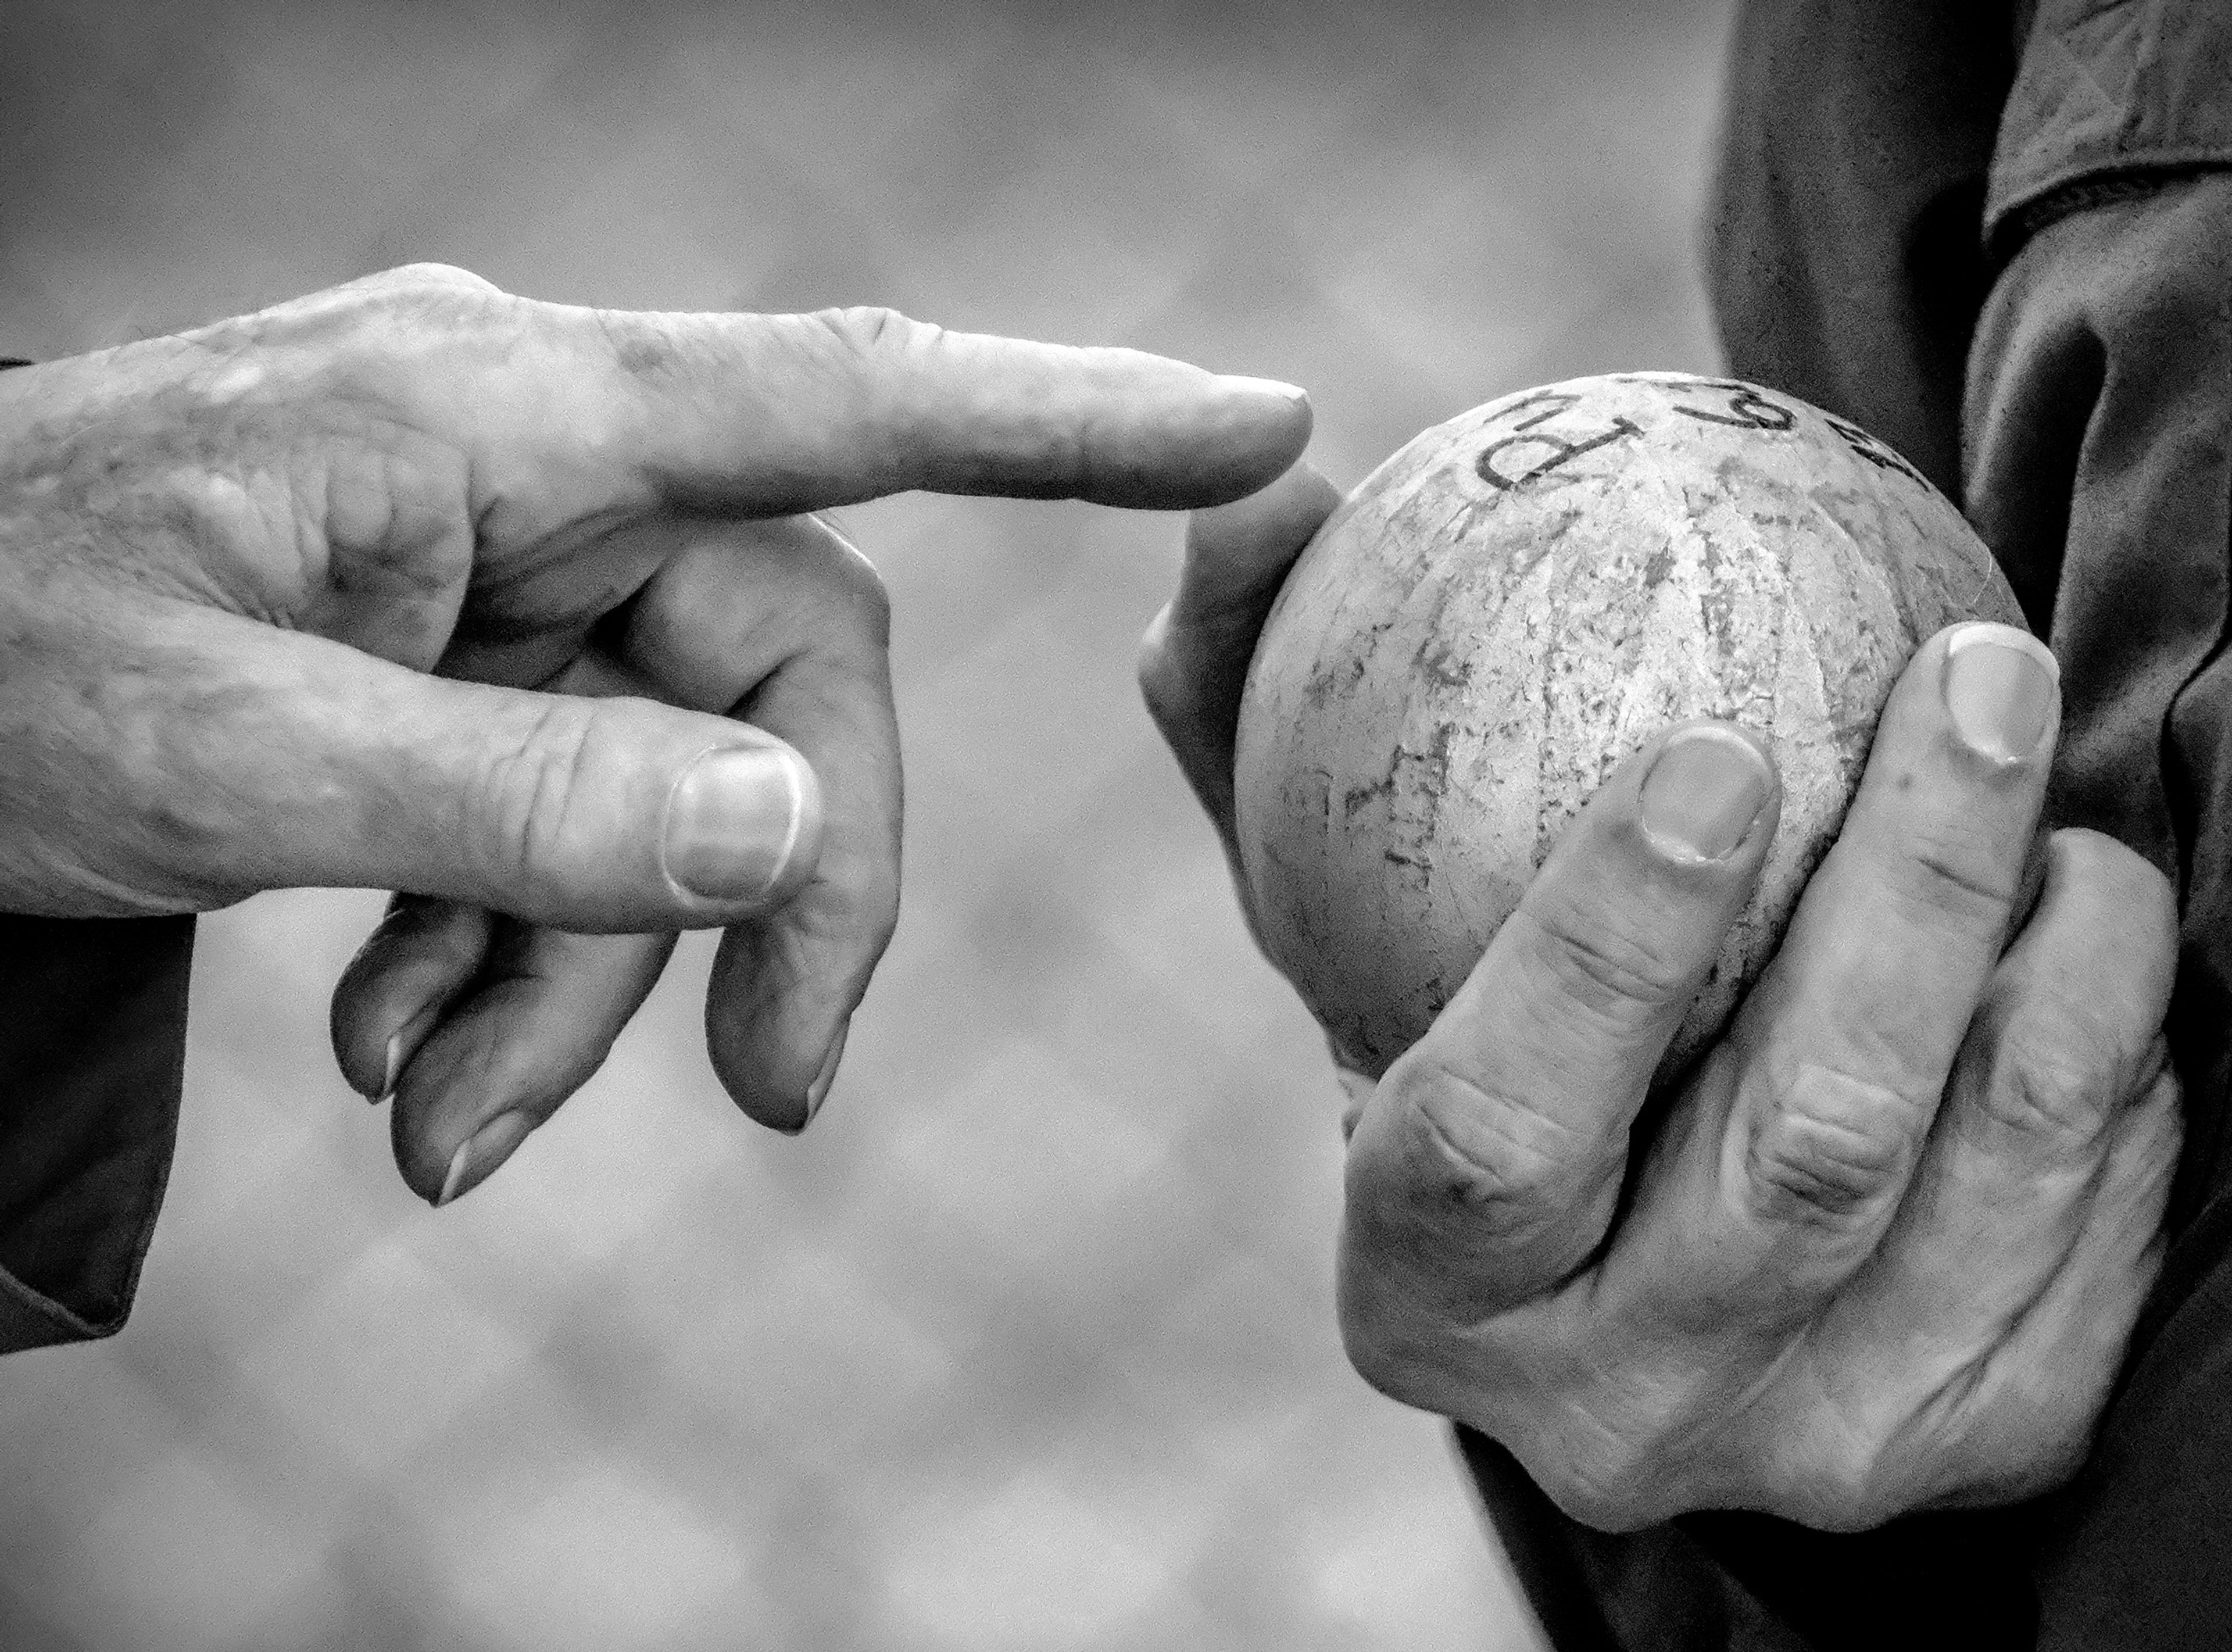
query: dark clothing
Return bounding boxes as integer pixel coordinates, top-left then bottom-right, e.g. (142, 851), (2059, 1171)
(1469, 3), (2232, 1648)
(0, 356), (198, 1354)
(0, 916), (193, 1351)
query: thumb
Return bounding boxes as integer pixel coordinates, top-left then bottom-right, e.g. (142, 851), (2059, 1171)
(1140, 461), (1343, 838)
(92, 614), (824, 929)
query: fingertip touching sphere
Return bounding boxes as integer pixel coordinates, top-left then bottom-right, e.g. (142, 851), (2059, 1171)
(1235, 373), (2023, 1081)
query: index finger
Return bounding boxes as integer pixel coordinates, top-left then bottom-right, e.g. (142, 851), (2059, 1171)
(531, 304), (1314, 517)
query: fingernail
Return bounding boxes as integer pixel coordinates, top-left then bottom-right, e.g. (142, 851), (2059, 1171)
(435, 1110), (535, 1207)
(1216, 374), (1310, 407)
(661, 746), (811, 903)
(1944, 623), (2058, 763)
(375, 1030), (404, 1104)
(1640, 727), (1773, 862)
(801, 1021), (850, 1130)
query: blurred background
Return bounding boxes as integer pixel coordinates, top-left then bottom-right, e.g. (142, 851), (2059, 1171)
(0, 2), (1734, 1647)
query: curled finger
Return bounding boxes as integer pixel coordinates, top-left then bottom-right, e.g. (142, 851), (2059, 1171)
(331, 896), (496, 1101)
(1619, 623), (2063, 1315)
(613, 513), (900, 1132)
(386, 925), (678, 1204)
(1341, 718), (1780, 1343)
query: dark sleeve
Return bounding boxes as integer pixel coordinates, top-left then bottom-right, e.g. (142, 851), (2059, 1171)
(1964, 166), (2232, 1652)
(0, 357), (196, 1352)
(1700, 0), (2014, 498)
(1464, 5), (2232, 1650)
(0, 916), (194, 1350)
(1842, 9), (2232, 1642)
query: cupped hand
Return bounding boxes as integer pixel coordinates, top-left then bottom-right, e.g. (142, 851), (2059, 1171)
(1142, 465), (2180, 1531)
(0, 263), (1309, 1200)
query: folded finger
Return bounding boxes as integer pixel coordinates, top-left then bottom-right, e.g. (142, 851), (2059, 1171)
(1916, 1065), (2180, 1510)
(1853, 828), (2177, 1353)
(330, 895), (495, 1100)
(331, 643), (694, 1202)
(613, 514), (900, 1132)
(386, 925), (678, 1204)
(1342, 720), (1779, 1322)
(1628, 622), (2061, 1307)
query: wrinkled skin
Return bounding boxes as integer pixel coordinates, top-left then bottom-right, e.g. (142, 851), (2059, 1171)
(1141, 463), (2179, 1531)
(0, 263), (1310, 1200)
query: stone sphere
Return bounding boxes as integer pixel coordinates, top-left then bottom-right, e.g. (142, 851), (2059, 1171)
(1234, 372), (2023, 1080)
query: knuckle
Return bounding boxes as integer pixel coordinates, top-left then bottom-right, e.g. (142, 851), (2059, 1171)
(1743, 1064), (1920, 1233)
(1975, 1034), (2117, 1146)
(1377, 1053), (1596, 1240)
(1882, 814), (2019, 927)
(1513, 888), (1697, 1032)
(1876, 1399), (2093, 1517)
(373, 260), (502, 295)
(274, 264), (510, 376)
(467, 696), (605, 913)
(808, 304), (929, 359)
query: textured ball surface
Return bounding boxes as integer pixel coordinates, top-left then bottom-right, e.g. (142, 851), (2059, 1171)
(1235, 373), (2023, 1079)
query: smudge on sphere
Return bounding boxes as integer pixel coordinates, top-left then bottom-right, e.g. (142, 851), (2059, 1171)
(1234, 373), (2023, 1081)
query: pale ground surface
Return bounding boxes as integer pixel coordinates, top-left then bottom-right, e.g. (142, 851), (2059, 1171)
(0, 3), (1732, 1647)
